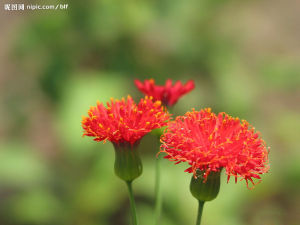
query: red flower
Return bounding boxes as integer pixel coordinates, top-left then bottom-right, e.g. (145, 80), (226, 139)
(160, 108), (269, 188)
(82, 96), (170, 145)
(134, 79), (195, 106)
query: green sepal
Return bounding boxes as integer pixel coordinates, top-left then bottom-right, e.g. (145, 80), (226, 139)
(190, 170), (221, 202)
(113, 142), (143, 182)
(150, 126), (166, 138)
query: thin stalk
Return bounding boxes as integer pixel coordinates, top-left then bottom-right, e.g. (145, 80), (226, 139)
(126, 181), (138, 225)
(154, 154), (162, 225)
(196, 200), (205, 225)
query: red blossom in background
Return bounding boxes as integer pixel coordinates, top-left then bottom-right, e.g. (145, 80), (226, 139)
(134, 79), (195, 106)
(160, 108), (269, 188)
(82, 96), (170, 145)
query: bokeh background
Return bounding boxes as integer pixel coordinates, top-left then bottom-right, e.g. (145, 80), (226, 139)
(1, 0), (300, 224)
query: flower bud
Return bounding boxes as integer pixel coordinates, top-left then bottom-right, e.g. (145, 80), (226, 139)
(113, 142), (143, 182)
(190, 170), (221, 202)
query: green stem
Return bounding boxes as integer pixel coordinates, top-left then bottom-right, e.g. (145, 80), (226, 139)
(196, 201), (205, 225)
(154, 155), (162, 225)
(126, 181), (138, 225)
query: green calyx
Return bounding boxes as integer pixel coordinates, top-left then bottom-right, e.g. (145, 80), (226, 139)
(190, 170), (221, 202)
(150, 126), (166, 138)
(113, 142), (143, 182)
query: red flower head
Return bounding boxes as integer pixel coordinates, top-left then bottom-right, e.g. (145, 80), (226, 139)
(82, 96), (170, 145)
(134, 79), (195, 106)
(161, 108), (269, 188)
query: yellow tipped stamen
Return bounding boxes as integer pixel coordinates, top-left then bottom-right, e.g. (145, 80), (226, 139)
(154, 101), (161, 107)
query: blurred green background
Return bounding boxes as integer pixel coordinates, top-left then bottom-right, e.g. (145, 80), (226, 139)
(0, 0), (300, 224)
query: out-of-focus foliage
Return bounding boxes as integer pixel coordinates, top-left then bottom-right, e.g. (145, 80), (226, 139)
(0, 0), (300, 224)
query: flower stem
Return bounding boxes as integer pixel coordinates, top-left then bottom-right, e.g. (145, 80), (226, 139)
(126, 181), (138, 225)
(196, 201), (205, 225)
(154, 154), (162, 225)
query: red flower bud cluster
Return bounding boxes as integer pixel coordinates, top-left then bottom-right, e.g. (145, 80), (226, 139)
(134, 79), (195, 106)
